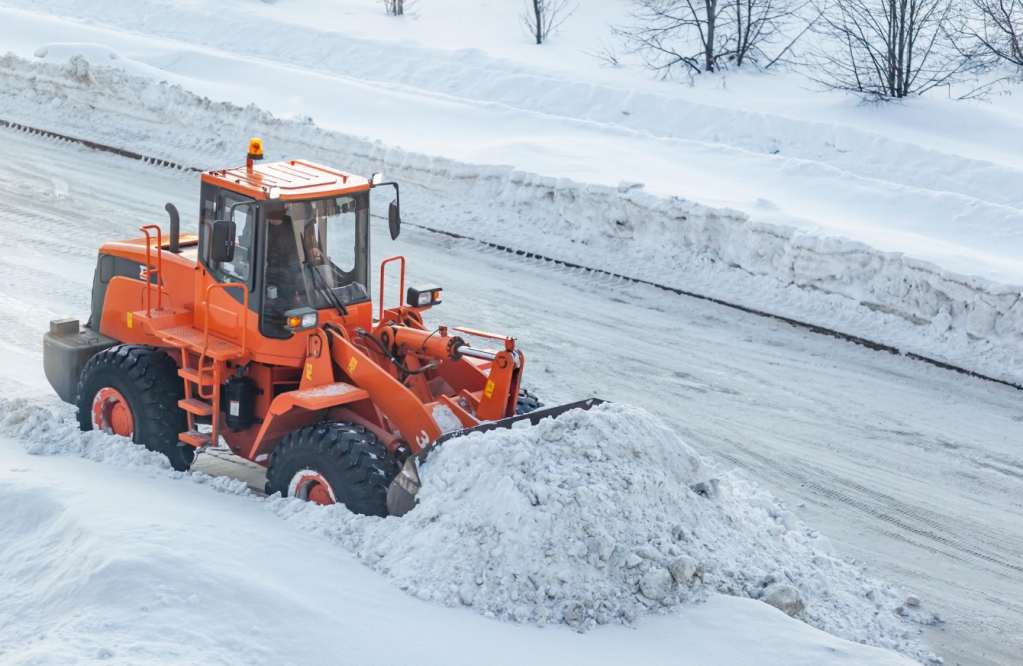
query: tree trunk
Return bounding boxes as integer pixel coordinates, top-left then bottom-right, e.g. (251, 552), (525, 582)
(705, 0), (717, 71)
(736, 0), (745, 66)
(888, 0), (898, 95)
(534, 0), (543, 44)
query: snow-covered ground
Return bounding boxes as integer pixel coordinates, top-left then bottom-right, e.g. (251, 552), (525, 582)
(0, 396), (924, 666)
(3, 111), (1022, 665)
(3, 1), (1023, 663)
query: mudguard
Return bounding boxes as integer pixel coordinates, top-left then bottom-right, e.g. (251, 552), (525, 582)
(43, 319), (118, 404)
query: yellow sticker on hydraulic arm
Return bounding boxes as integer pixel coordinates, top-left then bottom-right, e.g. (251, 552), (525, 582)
(126, 312), (133, 329)
(347, 357), (358, 375)
(484, 380), (495, 398)
(305, 363), (313, 380)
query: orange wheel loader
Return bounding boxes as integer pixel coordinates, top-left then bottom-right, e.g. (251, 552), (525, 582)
(43, 139), (602, 516)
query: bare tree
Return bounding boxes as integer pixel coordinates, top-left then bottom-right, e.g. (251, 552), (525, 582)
(618, 0), (723, 74)
(522, 0), (574, 45)
(803, 0), (974, 98)
(961, 0), (1023, 68)
(616, 0), (808, 76)
(731, 0), (808, 66)
(382, 0), (414, 16)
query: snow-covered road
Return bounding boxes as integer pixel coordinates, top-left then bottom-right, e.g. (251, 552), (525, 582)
(1, 123), (1021, 664)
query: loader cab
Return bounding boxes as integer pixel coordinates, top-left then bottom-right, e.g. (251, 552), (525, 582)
(198, 157), (375, 340)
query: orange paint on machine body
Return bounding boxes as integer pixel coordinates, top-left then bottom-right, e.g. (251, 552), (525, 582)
(42, 140), (581, 518)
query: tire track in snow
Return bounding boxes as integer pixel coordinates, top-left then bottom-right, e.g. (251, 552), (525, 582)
(722, 435), (1023, 577)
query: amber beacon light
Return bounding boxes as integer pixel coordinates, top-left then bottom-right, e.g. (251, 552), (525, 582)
(246, 138), (264, 167)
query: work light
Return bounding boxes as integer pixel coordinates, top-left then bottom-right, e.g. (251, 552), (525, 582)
(285, 307), (319, 331)
(407, 285), (442, 308)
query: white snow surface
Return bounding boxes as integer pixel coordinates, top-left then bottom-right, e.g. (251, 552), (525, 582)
(0, 395), (926, 661)
(271, 404), (926, 655)
(0, 396), (251, 495)
(291, 382), (361, 399)
(431, 403), (464, 434)
(1, 52), (1021, 386)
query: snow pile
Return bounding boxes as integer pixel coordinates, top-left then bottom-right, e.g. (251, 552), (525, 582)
(0, 393), (927, 657)
(1, 53), (1022, 384)
(0, 395), (168, 467)
(266, 403), (926, 658)
(0, 402), (926, 666)
(431, 404), (464, 433)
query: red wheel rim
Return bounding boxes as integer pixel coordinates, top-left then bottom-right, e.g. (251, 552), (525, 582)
(92, 387), (134, 437)
(289, 470), (336, 506)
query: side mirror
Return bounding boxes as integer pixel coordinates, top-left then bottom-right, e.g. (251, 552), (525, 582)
(371, 172), (384, 186)
(388, 199), (401, 240)
(210, 219), (236, 263)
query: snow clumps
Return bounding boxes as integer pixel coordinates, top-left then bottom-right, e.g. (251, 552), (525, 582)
(268, 403), (924, 657)
(2, 393), (924, 656)
(0, 395), (249, 495)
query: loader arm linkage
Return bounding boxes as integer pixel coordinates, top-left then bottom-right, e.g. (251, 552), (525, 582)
(326, 326), (443, 451)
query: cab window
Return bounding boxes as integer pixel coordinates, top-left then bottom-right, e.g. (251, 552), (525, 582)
(212, 191), (256, 284)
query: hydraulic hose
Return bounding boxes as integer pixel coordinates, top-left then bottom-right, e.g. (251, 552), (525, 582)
(356, 328), (436, 379)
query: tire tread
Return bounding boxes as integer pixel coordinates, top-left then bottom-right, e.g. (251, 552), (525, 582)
(76, 345), (192, 471)
(265, 421), (398, 517)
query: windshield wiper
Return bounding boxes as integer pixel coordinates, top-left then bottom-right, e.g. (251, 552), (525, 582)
(300, 233), (349, 317)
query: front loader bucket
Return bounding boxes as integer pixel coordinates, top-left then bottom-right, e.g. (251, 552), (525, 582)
(386, 398), (606, 517)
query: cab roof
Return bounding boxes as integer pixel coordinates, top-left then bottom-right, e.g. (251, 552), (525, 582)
(202, 159), (371, 201)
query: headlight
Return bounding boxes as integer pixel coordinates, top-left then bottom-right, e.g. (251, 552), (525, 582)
(284, 307), (319, 331)
(407, 284), (442, 308)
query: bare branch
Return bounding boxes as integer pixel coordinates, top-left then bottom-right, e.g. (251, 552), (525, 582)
(959, 0), (1023, 69)
(585, 37), (624, 66)
(617, 0), (812, 76)
(521, 0), (576, 44)
(799, 0), (978, 99)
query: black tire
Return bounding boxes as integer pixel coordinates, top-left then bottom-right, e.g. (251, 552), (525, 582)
(516, 388), (543, 415)
(265, 421), (399, 517)
(76, 345), (193, 471)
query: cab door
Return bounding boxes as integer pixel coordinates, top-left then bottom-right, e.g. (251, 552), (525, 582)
(197, 184), (259, 344)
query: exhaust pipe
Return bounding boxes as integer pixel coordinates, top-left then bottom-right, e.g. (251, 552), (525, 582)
(165, 203), (180, 253)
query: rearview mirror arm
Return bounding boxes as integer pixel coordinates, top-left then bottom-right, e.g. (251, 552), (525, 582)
(372, 181), (401, 211)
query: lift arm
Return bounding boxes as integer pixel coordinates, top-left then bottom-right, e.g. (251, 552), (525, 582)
(326, 327), (443, 453)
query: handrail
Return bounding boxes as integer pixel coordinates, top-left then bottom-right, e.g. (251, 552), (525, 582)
(196, 282), (249, 399)
(139, 225), (163, 316)
(378, 255), (406, 320)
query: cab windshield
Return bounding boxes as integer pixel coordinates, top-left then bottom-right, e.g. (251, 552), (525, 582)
(262, 193), (369, 333)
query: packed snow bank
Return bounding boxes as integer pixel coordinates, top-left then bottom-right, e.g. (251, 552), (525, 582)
(268, 403), (930, 659)
(0, 0), (1005, 196)
(13, 0), (1023, 217)
(1, 53), (1020, 385)
(0, 395), (931, 660)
